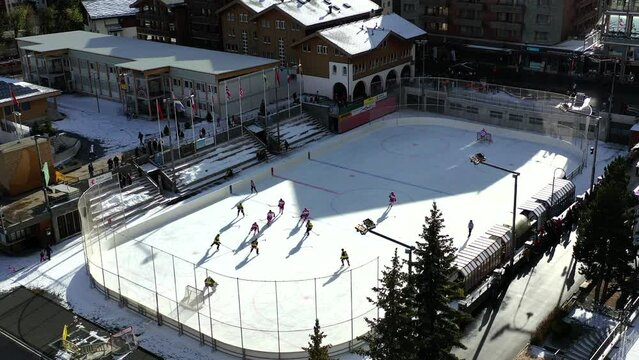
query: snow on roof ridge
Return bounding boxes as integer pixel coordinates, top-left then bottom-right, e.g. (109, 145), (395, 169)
(239, 0), (380, 26)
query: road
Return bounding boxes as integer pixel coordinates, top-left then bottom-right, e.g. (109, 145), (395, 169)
(455, 232), (584, 360)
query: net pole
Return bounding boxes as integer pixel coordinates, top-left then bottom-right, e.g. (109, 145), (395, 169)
(172, 255), (181, 332)
(193, 264), (202, 343)
(275, 280), (281, 355)
(150, 246), (161, 325)
(236, 278), (244, 351)
(350, 268), (354, 348)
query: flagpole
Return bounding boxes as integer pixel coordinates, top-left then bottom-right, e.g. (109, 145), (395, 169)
(155, 99), (164, 164)
(224, 81), (230, 142)
(298, 63), (303, 110)
(262, 69), (268, 149)
(173, 101), (181, 159)
(212, 95), (216, 145)
(239, 78), (243, 136)
(190, 95), (196, 153)
(287, 68), (291, 118)
(275, 67), (280, 146)
(165, 99), (177, 190)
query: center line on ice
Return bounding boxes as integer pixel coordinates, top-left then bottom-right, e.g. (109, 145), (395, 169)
(310, 159), (452, 196)
(272, 174), (341, 195)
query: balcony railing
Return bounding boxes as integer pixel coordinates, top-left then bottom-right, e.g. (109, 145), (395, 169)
(490, 4), (524, 13)
(456, 18), (483, 27)
(422, 14), (448, 23)
(489, 21), (522, 31)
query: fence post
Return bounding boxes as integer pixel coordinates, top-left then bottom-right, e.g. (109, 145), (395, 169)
(113, 232), (123, 306)
(151, 246), (162, 325)
(172, 256), (182, 334)
(275, 280), (281, 357)
(193, 264), (203, 344)
(206, 269), (215, 350)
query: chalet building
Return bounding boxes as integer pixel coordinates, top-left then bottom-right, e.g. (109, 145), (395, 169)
(188, 0), (233, 50)
(130, 0), (189, 44)
(292, 13), (425, 101)
(217, 0), (381, 67)
(81, 0), (139, 38)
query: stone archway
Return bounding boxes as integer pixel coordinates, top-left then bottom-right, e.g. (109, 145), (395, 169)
(333, 82), (347, 103)
(353, 81), (366, 100)
(385, 70), (398, 90)
(400, 65), (411, 84)
(370, 75), (383, 95)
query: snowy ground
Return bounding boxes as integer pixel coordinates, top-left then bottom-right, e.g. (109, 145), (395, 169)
(0, 108), (626, 359)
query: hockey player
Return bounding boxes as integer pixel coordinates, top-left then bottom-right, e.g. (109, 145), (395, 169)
(305, 220), (313, 237)
(278, 198), (285, 214)
(249, 222), (259, 235)
(468, 220), (474, 238)
(267, 210), (275, 225)
(204, 276), (217, 290)
(249, 239), (259, 255)
(300, 208), (310, 223)
(340, 249), (350, 266)
(389, 192), (397, 207)
(211, 234), (221, 250)
(250, 179), (258, 194)
(236, 202), (245, 217)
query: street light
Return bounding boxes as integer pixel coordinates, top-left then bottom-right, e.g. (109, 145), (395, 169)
(356, 218), (415, 275)
(555, 101), (601, 193)
(162, 97), (178, 191)
(551, 168), (566, 207)
(470, 153), (520, 269)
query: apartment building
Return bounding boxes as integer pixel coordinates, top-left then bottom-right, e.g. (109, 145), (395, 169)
(217, 0), (381, 67)
(130, 0), (189, 44)
(598, 0), (639, 82)
(188, 0), (232, 50)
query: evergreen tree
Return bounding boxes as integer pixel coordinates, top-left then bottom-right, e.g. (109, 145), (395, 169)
(357, 249), (415, 360)
(407, 202), (468, 360)
(574, 156), (637, 304)
(37, 7), (57, 34)
(302, 319), (332, 360)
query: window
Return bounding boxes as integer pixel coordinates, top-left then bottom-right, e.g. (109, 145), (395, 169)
(240, 13), (249, 23)
(227, 13), (235, 21)
(302, 43), (311, 52)
(490, 111), (503, 119)
(253, 31), (258, 40)
(466, 106), (478, 114)
(261, 19), (270, 28)
(21, 101), (30, 111)
(196, 83), (203, 91)
(529, 117), (544, 125)
(332, 65), (337, 74)
(403, 4), (415, 12)
(184, 80), (192, 88)
(263, 36), (271, 44)
(276, 20), (286, 30)
(291, 23), (301, 31)
(169, 23), (175, 31)
(334, 48), (345, 56)
(173, 79), (181, 87)
(317, 45), (327, 54)
(509, 113), (523, 122)
(342, 66), (347, 76)
(278, 38), (285, 66)
(536, 14), (550, 24)
(242, 31), (248, 54)
(228, 28), (236, 37)
(534, 31), (548, 41)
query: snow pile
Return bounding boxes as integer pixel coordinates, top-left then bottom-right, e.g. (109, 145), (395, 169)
(94, 192), (152, 221)
(566, 307), (618, 330)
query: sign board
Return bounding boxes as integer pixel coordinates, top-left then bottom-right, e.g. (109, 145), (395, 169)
(88, 172), (113, 187)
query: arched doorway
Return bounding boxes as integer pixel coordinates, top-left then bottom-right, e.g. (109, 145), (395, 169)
(385, 70), (397, 90)
(370, 75), (383, 95)
(353, 81), (366, 100)
(333, 82), (347, 103)
(400, 65), (411, 84)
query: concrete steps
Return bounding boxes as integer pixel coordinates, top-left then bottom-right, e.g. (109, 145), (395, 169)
(563, 327), (612, 360)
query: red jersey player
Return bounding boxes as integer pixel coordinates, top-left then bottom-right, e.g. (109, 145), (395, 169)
(249, 222), (259, 235)
(389, 192), (397, 207)
(278, 198), (285, 214)
(300, 208), (310, 223)
(267, 210), (275, 225)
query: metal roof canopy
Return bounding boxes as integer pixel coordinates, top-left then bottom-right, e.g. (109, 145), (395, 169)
(485, 224), (512, 245)
(518, 199), (546, 220)
(454, 237), (501, 277)
(532, 178), (575, 205)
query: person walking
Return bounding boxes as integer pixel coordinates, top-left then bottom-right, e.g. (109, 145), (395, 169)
(468, 220), (474, 238)
(250, 179), (257, 194)
(107, 158), (114, 171)
(340, 248), (350, 266)
(138, 131), (144, 146)
(45, 245), (52, 260)
(113, 156), (120, 169)
(284, 139), (289, 152)
(88, 163), (94, 178)
(89, 144), (95, 159)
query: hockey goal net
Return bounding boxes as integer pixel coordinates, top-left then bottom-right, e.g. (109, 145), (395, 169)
(180, 285), (204, 310)
(476, 130), (493, 143)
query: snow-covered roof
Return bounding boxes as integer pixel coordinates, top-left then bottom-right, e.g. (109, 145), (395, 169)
(236, 0), (380, 27)
(0, 76), (61, 107)
(82, 0), (137, 20)
(18, 31), (278, 76)
(317, 13), (425, 55)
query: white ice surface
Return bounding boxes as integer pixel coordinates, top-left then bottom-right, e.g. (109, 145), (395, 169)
(0, 111), (626, 359)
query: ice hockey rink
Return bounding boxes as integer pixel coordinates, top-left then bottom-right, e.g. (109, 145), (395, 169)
(87, 113), (588, 355)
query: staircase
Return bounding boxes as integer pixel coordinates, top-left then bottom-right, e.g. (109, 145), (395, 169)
(166, 134), (268, 195)
(86, 167), (165, 232)
(266, 112), (332, 151)
(562, 327), (612, 360)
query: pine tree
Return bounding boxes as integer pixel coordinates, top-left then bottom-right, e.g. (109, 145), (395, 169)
(357, 249), (415, 360)
(302, 319), (332, 360)
(407, 202), (468, 360)
(574, 156), (637, 304)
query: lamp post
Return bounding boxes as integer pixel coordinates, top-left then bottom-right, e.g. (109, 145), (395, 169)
(356, 219), (415, 275)
(556, 102), (601, 193)
(162, 98), (177, 191)
(551, 168), (566, 207)
(470, 153), (520, 269)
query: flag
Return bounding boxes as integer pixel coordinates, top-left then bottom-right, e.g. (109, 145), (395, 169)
(225, 85), (232, 100)
(174, 100), (186, 112)
(275, 68), (281, 86)
(298, 62), (303, 75)
(239, 87), (245, 98)
(10, 85), (19, 109)
(42, 162), (50, 186)
(156, 100), (164, 120)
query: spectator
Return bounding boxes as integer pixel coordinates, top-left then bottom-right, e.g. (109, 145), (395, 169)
(126, 173), (133, 186)
(107, 158), (114, 170)
(45, 245), (52, 260)
(138, 131), (144, 145)
(284, 139), (289, 152)
(113, 156), (120, 168)
(88, 163), (94, 177)
(163, 125), (170, 137)
(89, 144), (95, 159)
(206, 111), (213, 123)
(200, 127), (206, 139)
